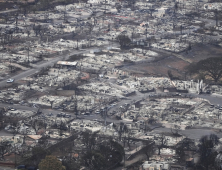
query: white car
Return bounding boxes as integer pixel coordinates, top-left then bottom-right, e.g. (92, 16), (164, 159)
(95, 110), (100, 114)
(6, 79), (14, 83)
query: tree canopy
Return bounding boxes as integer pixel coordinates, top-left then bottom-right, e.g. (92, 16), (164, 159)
(38, 155), (66, 170)
(186, 57), (222, 82)
(82, 139), (124, 170)
(175, 138), (196, 163)
(198, 134), (219, 170)
(116, 35), (131, 48)
(82, 131), (98, 151)
(142, 140), (155, 161)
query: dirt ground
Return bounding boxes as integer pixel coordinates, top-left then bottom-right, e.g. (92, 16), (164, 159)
(121, 44), (222, 80)
(180, 43), (222, 63)
(122, 53), (189, 79)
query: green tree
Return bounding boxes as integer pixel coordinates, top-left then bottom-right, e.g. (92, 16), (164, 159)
(82, 131), (97, 151)
(0, 141), (11, 160)
(175, 138), (196, 163)
(186, 57), (222, 82)
(116, 5), (121, 13)
(117, 35), (131, 48)
(82, 151), (106, 170)
(142, 140), (155, 161)
(38, 155), (66, 170)
(62, 160), (80, 170)
(31, 146), (49, 166)
(167, 70), (173, 80)
(110, 139), (125, 165)
(198, 134), (219, 170)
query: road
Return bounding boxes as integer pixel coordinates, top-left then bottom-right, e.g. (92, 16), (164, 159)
(0, 50), (89, 87)
(0, 43), (119, 88)
(150, 126), (222, 140)
(191, 93), (222, 105)
(0, 100), (133, 124)
(1, 85), (222, 120)
(0, 9), (18, 14)
(1, 13), (218, 88)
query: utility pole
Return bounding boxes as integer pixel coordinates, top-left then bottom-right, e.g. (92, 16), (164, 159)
(63, 11), (66, 22)
(9, 58), (13, 72)
(15, 13), (18, 33)
(74, 93), (78, 119)
(132, 28), (134, 42)
(90, 33), (92, 47)
(13, 130), (17, 169)
(180, 24), (182, 35)
(28, 46), (29, 63)
(215, 9), (218, 27)
(15, 147), (17, 169)
(77, 39), (78, 49)
(105, 0), (107, 14)
(104, 107), (107, 126)
(102, 17), (104, 30)
(26, 42), (30, 64)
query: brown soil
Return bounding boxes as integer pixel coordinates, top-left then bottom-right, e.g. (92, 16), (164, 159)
(180, 44), (222, 63)
(122, 44), (222, 80)
(122, 55), (189, 79)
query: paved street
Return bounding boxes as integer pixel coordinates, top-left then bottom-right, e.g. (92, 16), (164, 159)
(1, 90), (222, 123)
(0, 43), (119, 88)
(0, 9), (18, 14)
(0, 50), (88, 88)
(191, 93), (222, 105)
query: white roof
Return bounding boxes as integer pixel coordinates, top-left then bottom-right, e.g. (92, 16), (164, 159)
(57, 61), (78, 66)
